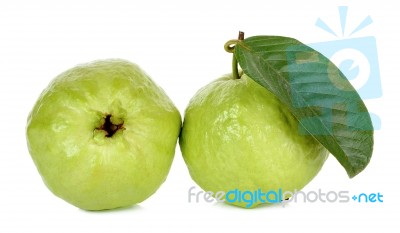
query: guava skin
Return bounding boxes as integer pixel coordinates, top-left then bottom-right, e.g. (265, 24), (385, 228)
(26, 59), (181, 210)
(180, 74), (329, 208)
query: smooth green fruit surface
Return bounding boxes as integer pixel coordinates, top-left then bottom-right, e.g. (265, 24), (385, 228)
(27, 59), (181, 210)
(180, 73), (328, 208)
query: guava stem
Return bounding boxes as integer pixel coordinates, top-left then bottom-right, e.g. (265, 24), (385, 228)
(238, 31), (244, 40)
(232, 55), (240, 79)
(233, 32), (244, 79)
(224, 31), (244, 79)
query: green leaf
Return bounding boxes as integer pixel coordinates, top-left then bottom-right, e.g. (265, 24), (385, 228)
(235, 36), (374, 178)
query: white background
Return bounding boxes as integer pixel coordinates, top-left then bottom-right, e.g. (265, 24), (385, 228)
(1, 0), (399, 232)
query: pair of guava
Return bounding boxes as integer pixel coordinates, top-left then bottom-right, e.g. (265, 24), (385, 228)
(26, 59), (327, 210)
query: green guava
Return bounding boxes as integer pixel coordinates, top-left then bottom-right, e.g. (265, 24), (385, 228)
(180, 73), (328, 208)
(26, 59), (181, 210)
